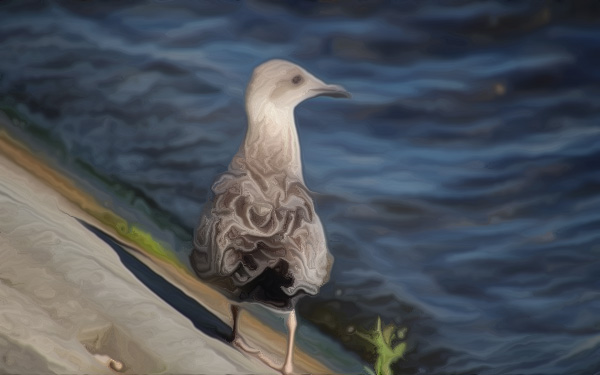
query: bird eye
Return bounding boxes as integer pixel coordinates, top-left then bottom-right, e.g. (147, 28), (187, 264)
(292, 75), (303, 85)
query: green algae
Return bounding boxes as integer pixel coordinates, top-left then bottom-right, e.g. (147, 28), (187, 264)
(0, 105), (187, 270)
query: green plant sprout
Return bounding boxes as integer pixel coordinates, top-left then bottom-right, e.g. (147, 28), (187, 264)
(355, 317), (407, 375)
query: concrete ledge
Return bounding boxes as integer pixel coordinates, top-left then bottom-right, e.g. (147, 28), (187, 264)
(0, 151), (274, 374)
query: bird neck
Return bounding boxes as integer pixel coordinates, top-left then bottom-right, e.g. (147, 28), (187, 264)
(242, 102), (304, 180)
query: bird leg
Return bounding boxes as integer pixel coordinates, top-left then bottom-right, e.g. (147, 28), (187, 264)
(228, 304), (240, 343)
(229, 305), (298, 375)
(281, 309), (297, 375)
(230, 305), (260, 355)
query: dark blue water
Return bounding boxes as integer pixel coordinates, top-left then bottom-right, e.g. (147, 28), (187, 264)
(1, 1), (600, 373)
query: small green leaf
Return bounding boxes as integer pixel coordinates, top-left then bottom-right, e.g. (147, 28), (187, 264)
(382, 324), (395, 345)
(393, 342), (407, 357)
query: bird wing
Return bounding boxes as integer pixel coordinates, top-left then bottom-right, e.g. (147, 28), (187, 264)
(192, 166), (332, 295)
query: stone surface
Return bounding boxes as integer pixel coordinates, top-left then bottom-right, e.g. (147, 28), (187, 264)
(0, 152), (273, 374)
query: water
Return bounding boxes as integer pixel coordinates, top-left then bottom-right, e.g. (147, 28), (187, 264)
(1, 1), (600, 373)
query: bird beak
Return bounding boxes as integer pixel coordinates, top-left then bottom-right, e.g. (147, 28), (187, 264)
(309, 84), (351, 99)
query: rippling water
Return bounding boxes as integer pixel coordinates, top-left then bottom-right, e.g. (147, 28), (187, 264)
(1, 1), (600, 373)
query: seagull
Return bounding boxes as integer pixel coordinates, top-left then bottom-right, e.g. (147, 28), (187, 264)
(190, 59), (350, 374)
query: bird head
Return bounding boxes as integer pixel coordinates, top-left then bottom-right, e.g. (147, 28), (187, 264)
(245, 59), (350, 112)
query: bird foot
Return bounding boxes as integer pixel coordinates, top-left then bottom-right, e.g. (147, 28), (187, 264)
(281, 362), (294, 375)
(232, 337), (294, 374)
(232, 336), (259, 354)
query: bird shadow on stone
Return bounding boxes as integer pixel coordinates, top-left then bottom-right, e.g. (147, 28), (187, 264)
(80, 221), (235, 343)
